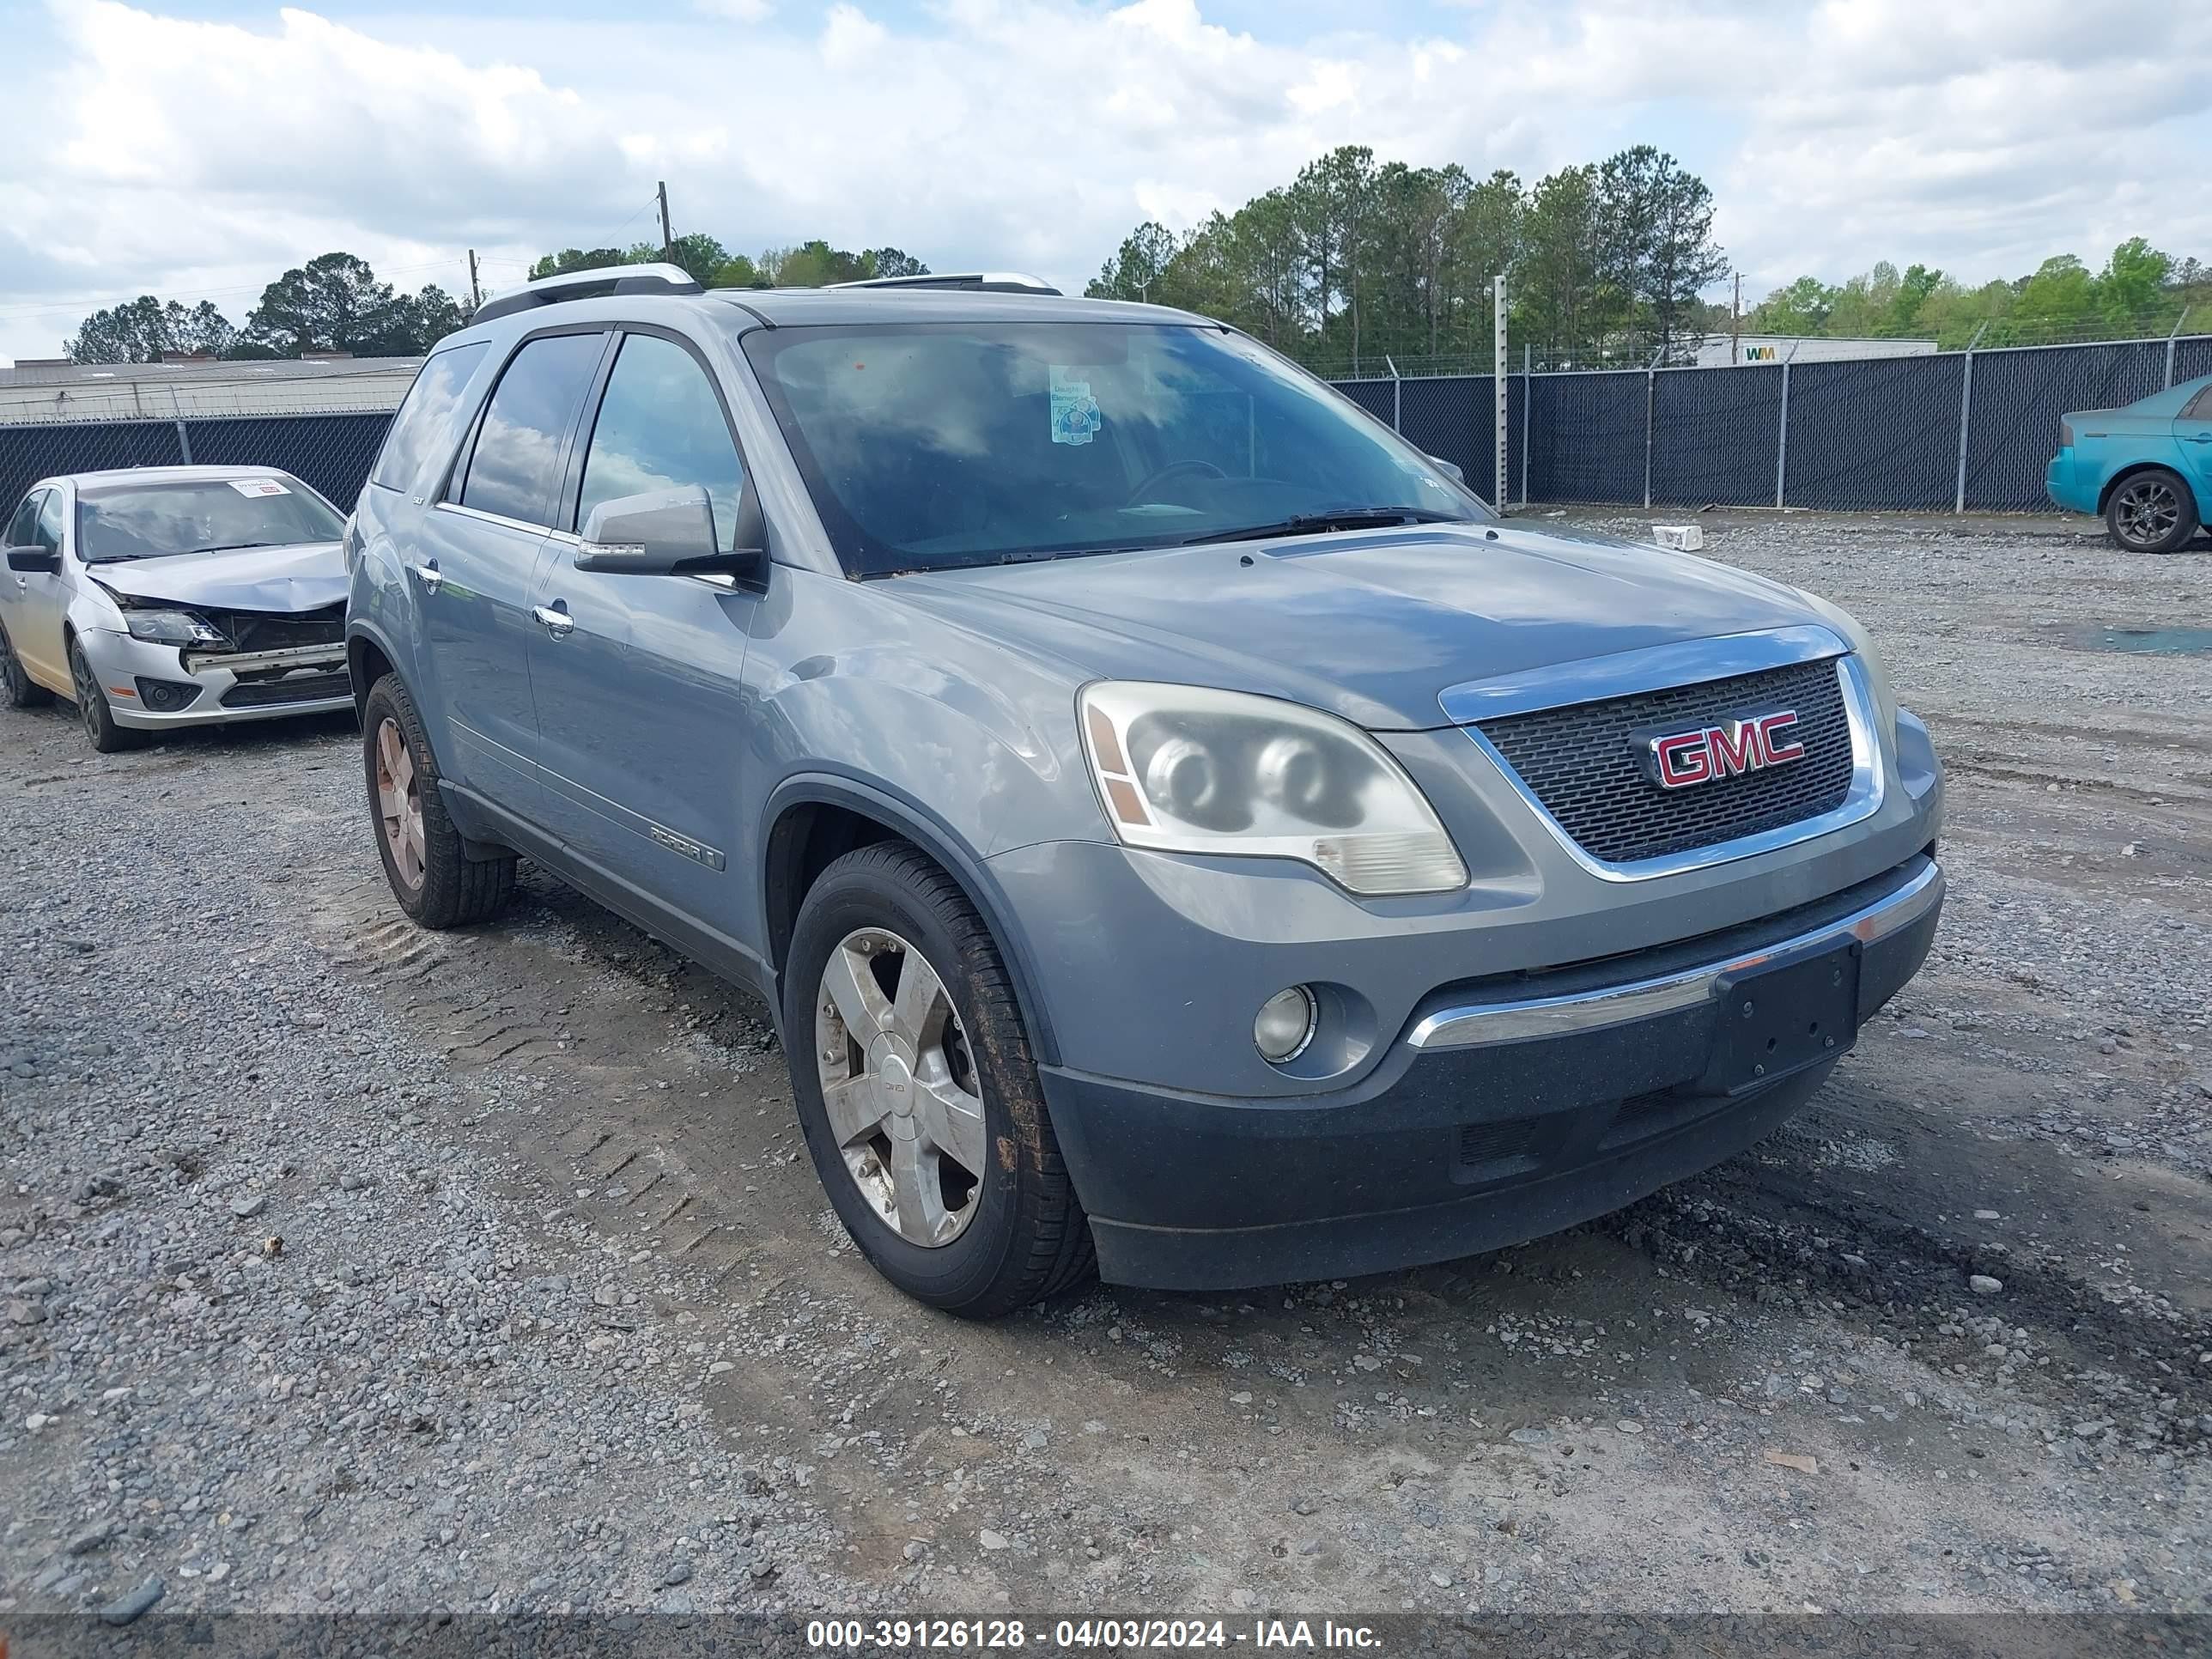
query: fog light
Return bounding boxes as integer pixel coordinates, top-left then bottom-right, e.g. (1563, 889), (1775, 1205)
(1254, 985), (1317, 1064)
(133, 677), (204, 713)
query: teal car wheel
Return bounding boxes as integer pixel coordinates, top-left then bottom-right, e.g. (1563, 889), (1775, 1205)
(2105, 467), (2198, 555)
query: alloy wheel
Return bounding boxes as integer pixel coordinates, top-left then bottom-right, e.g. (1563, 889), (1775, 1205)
(813, 927), (988, 1248)
(2114, 477), (2180, 548)
(0, 628), (23, 697)
(70, 649), (102, 742)
(374, 716), (428, 890)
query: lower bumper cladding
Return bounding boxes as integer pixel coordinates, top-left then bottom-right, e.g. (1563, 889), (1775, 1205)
(1042, 853), (1944, 1291)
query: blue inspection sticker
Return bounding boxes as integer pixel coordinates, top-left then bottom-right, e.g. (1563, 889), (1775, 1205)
(1049, 366), (1102, 447)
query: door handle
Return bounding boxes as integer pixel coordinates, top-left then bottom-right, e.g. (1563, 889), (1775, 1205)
(410, 562), (442, 593)
(2185, 434), (2212, 444)
(532, 603), (575, 638)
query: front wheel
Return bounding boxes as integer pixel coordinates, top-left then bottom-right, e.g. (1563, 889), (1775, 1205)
(2105, 467), (2199, 554)
(70, 640), (145, 752)
(785, 842), (1093, 1316)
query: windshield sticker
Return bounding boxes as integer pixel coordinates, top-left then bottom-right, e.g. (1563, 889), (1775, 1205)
(1049, 367), (1102, 447)
(228, 479), (291, 497)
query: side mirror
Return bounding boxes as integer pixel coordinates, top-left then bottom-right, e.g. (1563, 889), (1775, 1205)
(574, 484), (766, 580)
(5, 544), (59, 574)
(1427, 456), (1466, 485)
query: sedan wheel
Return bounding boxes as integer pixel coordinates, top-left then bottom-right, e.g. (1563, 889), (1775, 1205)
(374, 715), (428, 892)
(2106, 468), (2198, 554)
(0, 623), (52, 708)
(813, 927), (988, 1248)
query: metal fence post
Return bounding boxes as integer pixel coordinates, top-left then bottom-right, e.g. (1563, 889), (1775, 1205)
(169, 387), (192, 465)
(1775, 362), (1790, 508)
(1643, 347), (1662, 510)
(2166, 307), (2190, 388)
(1386, 356), (1401, 432)
(1520, 342), (1531, 506)
(1492, 276), (1509, 514)
(1954, 320), (1987, 514)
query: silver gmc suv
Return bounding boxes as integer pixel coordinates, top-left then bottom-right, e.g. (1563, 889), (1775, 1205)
(343, 264), (1945, 1316)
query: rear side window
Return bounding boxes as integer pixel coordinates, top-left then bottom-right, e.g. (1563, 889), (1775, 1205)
(2184, 385), (2212, 422)
(371, 343), (489, 492)
(458, 332), (606, 527)
(575, 335), (747, 551)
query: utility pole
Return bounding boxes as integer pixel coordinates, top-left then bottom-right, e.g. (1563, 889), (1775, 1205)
(657, 181), (675, 264)
(1731, 270), (1741, 363)
(467, 249), (482, 312)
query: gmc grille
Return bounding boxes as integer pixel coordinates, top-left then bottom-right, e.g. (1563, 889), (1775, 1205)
(1474, 658), (1856, 866)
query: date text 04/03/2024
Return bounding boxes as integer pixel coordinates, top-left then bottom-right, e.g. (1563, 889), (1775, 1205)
(803, 1617), (1384, 1649)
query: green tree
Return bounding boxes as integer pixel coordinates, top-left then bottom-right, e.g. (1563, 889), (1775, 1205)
(1085, 222), (1178, 301)
(68, 296), (240, 363)
(1753, 276), (1837, 333)
(2095, 237), (2172, 329)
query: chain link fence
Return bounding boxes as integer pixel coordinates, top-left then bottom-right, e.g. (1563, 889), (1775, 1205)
(0, 409), (394, 520)
(1336, 331), (2212, 514)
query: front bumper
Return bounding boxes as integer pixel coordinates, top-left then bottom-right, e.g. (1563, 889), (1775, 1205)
(1043, 853), (1942, 1291)
(76, 629), (353, 729)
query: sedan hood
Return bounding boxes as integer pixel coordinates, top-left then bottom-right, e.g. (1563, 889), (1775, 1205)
(889, 521), (1832, 731)
(88, 541), (346, 613)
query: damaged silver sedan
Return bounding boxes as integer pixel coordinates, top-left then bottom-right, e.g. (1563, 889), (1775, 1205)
(0, 465), (353, 751)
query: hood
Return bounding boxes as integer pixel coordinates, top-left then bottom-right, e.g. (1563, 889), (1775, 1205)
(888, 521), (1832, 731)
(88, 541), (346, 613)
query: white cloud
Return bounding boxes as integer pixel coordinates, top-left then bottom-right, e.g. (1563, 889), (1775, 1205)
(0, 0), (2205, 362)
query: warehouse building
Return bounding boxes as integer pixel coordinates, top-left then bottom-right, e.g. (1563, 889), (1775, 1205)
(0, 354), (421, 424)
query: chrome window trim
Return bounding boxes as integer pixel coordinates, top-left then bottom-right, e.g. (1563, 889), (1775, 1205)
(1447, 629), (1882, 884)
(1407, 858), (1942, 1050)
(432, 501), (580, 544)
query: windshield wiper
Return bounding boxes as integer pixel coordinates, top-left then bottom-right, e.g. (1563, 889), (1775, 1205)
(182, 541), (284, 556)
(1194, 507), (1463, 545)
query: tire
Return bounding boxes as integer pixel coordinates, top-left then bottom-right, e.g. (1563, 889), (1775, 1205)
(362, 673), (516, 928)
(0, 619), (53, 708)
(785, 842), (1094, 1316)
(69, 638), (146, 752)
(2105, 467), (2199, 554)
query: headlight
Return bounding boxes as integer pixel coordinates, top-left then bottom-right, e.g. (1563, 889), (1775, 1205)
(1079, 682), (1468, 896)
(1796, 593), (1899, 745)
(124, 609), (226, 647)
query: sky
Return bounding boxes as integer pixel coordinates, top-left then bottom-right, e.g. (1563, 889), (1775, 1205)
(0, 0), (2207, 362)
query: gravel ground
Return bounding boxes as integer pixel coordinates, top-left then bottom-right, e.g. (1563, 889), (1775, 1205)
(3, 512), (2208, 1626)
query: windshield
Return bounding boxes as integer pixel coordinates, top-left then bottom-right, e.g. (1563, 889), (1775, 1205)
(76, 477), (346, 563)
(740, 321), (1484, 575)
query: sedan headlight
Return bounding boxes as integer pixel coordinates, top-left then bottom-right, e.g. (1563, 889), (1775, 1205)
(125, 609), (226, 647)
(1079, 682), (1468, 896)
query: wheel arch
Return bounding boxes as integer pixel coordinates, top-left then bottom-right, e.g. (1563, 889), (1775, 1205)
(761, 775), (1062, 1068)
(2096, 459), (2197, 514)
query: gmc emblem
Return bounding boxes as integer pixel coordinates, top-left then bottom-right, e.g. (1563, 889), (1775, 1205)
(1640, 710), (1805, 790)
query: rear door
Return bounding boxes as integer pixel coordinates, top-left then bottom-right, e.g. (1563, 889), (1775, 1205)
(1, 489), (50, 682)
(526, 327), (758, 938)
(2175, 381), (2212, 513)
(418, 328), (611, 817)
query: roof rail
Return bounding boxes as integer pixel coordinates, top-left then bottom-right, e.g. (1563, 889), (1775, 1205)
(829, 271), (1062, 296)
(472, 262), (704, 325)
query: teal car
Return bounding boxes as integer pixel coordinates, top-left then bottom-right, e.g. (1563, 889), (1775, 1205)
(2047, 371), (2212, 553)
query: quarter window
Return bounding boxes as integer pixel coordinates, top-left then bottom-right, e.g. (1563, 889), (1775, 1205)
(576, 335), (748, 551)
(372, 343), (489, 491)
(2183, 384), (2212, 422)
(458, 332), (607, 527)
(33, 490), (64, 553)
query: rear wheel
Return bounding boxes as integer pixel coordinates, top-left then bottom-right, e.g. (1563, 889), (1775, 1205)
(0, 620), (53, 708)
(2105, 467), (2198, 554)
(362, 674), (515, 928)
(785, 842), (1093, 1316)
(69, 639), (145, 752)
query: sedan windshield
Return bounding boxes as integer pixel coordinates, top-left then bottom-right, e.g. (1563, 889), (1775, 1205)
(76, 477), (346, 563)
(741, 321), (1484, 575)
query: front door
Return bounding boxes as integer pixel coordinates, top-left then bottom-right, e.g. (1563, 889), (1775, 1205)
(526, 330), (758, 939)
(2175, 381), (2212, 512)
(14, 489), (72, 689)
(420, 328), (610, 815)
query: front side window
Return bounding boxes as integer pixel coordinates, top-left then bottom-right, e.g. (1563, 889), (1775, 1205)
(5, 490), (43, 548)
(33, 491), (64, 552)
(458, 331), (607, 527)
(740, 320), (1480, 575)
(372, 342), (489, 491)
(576, 335), (747, 551)
(75, 477), (346, 563)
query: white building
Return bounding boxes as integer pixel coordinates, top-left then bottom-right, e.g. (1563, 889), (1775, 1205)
(1689, 334), (1939, 368)
(0, 355), (422, 425)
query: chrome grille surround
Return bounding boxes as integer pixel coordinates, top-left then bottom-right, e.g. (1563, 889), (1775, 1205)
(1439, 625), (1885, 883)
